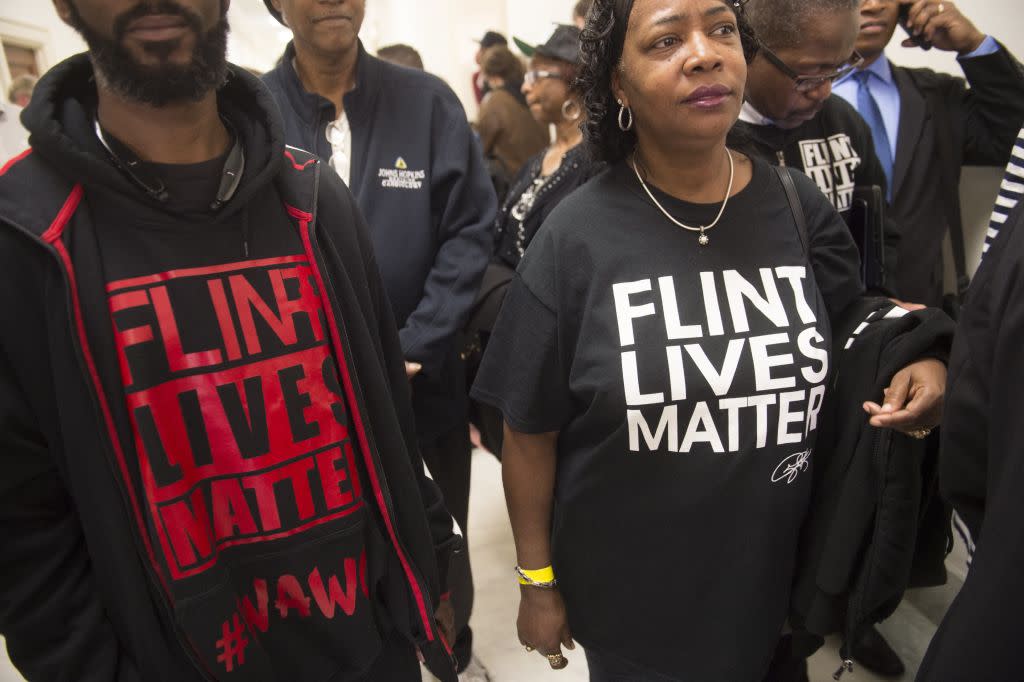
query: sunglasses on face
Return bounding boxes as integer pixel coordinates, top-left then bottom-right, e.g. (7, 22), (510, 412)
(759, 44), (865, 93)
(524, 70), (564, 86)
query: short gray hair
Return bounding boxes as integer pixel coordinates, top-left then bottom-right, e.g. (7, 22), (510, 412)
(745, 0), (859, 50)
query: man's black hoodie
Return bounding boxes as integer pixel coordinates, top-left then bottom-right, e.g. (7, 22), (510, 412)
(0, 54), (458, 681)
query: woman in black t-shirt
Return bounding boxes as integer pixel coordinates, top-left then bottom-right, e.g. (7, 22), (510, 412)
(470, 0), (947, 679)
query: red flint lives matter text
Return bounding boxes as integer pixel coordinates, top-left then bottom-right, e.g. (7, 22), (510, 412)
(107, 258), (366, 581)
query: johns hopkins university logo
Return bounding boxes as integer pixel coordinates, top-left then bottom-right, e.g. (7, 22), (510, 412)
(378, 156), (425, 190)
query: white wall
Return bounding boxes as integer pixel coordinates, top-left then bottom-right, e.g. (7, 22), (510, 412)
(221, 0), (578, 114)
(505, 0), (574, 53)
(0, 0), (1018, 280)
(0, 0), (579, 112)
(363, 0), (577, 113)
(0, 0), (84, 82)
(2, 0), (1017, 111)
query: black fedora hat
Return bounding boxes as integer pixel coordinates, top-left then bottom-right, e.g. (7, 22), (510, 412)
(513, 24), (581, 64)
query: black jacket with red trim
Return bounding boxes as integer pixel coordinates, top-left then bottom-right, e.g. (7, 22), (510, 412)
(0, 54), (458, 682)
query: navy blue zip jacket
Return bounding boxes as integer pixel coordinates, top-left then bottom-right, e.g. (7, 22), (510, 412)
(0, 54), (458, 682)
(263, 43), (496, 444)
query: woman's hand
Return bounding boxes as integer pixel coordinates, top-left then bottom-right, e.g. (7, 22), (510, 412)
(518, 587), (574, 670)
(863, 358), (946, 435)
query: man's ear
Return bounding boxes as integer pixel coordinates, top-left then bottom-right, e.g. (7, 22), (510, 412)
(270, 0), (290, 28)
(52, 0), (76, 28)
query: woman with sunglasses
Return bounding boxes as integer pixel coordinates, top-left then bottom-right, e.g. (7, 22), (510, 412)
(467, 25), (602, 455)
(493, 25), (602, 271)
(733, 0), (900, 290)
(471, 0), (946, 679)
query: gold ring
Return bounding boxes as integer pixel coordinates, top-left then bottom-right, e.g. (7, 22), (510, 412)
(547, 653), (567, 668)
(908, 428), (932, 440)
(937, 2), (945, 12)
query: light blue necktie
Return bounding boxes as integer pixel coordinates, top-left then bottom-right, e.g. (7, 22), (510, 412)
(854, 70), (894, 200)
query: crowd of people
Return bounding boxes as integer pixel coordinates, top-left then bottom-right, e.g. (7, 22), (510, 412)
(0, 0), (1021, 681)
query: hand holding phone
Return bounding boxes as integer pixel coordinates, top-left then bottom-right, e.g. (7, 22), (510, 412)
(898, 2), (933, 51)
(897, 1), (987, 54)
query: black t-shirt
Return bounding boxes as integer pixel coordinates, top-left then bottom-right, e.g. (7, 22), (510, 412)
(472, 157), (863, 680)
(730, 97), (889, 215)
(89, 151), (387, 680)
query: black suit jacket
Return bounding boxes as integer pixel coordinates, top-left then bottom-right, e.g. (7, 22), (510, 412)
(887, 43), (1024, 306)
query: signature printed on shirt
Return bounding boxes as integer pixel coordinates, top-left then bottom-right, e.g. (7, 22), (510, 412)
(772, 449), (812, 485)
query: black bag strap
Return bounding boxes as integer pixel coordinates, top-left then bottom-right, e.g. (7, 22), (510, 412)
(926, 89), (970, 300)
(775, 165), (810, 262)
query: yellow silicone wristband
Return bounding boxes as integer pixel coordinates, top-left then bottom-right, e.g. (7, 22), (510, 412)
(517, 565), (556, 583)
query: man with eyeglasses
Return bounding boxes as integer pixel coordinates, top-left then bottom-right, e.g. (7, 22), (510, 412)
(833, 4), (1022, 679)
(732, 0), (901, 291)
(260, 1), (496, 680)
(736, 1), (953, 679)
(833, 0), (1024, 309)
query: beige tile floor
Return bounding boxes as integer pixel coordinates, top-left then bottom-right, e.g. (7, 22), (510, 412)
(0, 449), (965, 682)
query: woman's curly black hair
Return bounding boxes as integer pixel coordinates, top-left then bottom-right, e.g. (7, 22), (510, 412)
(574, 0), (758, 164)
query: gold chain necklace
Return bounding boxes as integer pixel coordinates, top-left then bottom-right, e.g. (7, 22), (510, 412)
(630, 149), (735, 246)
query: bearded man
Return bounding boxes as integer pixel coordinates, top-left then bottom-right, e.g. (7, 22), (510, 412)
(0, 2), (460, 680)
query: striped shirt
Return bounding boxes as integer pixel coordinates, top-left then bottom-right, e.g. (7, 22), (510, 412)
(984, 127), (1024, 256)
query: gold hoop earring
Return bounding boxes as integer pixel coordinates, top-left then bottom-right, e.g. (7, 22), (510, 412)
(562, 99), (582, 122)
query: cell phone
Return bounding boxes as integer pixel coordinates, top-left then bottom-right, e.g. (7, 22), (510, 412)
(846, 186), (886, 290)
(897, 3), (933, 50)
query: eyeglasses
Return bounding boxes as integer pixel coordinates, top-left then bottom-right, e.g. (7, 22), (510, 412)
(524, 70), (564, 86)
(759, 44), (864, 93)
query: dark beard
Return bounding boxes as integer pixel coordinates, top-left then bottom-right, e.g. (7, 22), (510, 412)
(66, 0), (229, 106)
